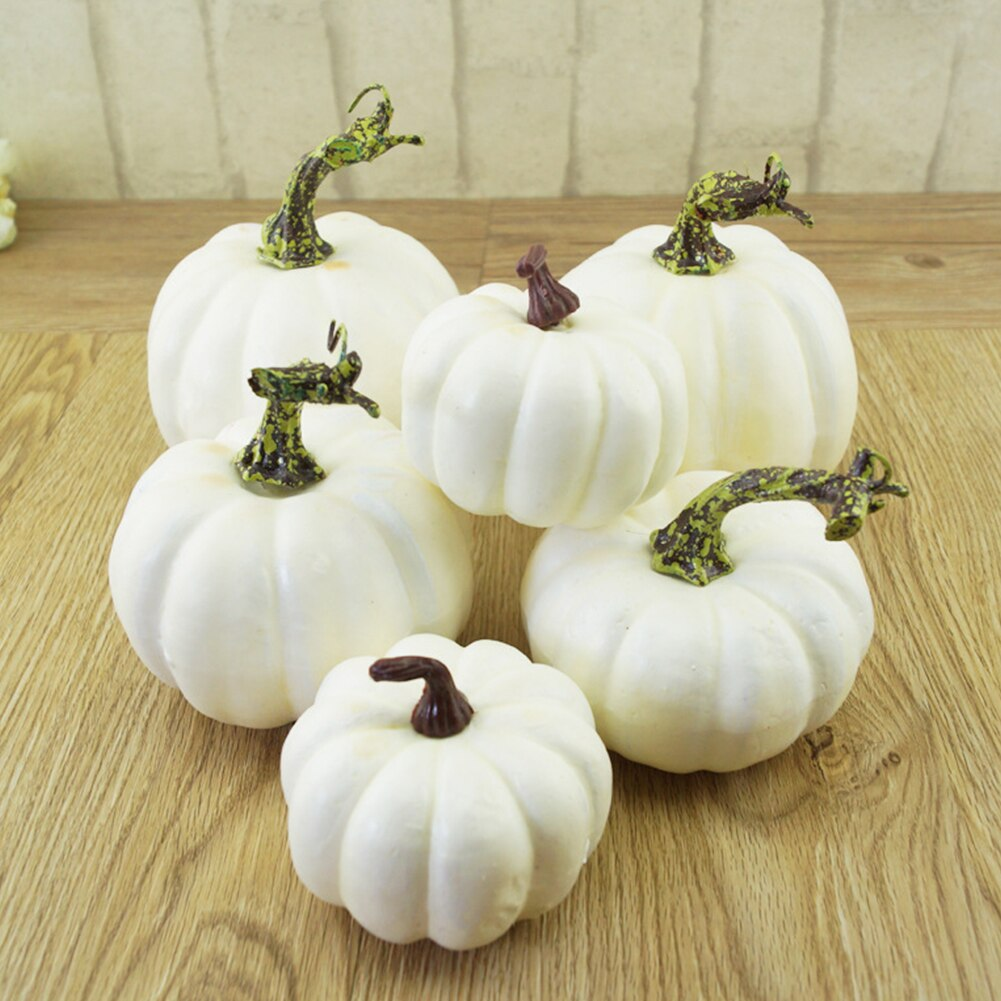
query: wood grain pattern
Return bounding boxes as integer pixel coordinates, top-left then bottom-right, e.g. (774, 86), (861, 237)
(1, 197), (999, 1000)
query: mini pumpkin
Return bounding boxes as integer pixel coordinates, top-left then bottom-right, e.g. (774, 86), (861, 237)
(401, 244), (688, 528)
(521, 448), (908, 772)
(148, 85), (457, 442)
(110, 328), (473, 728)
(563, 153), (857, 472)
(281, 632), (612, 949)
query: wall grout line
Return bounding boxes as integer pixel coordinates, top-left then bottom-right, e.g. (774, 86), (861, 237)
(194, 0), (244, 198)
(560, 1), (583, 198)
(924, 29), (965, 193)
(449, 0), (471, 196)
(807, 0), (839, 193)
(687, 0), (714, 185)
(318, 0), (355, 200)
(84, 0), (128, 198)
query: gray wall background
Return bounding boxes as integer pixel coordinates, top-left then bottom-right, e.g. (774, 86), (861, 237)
(2, 0), (998, 199)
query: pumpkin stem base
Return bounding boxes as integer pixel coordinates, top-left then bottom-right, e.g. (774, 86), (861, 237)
(652, 153), (814, 276)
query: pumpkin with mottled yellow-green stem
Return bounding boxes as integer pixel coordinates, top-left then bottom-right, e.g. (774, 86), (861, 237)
(522, 451), (908, 773)
(110, 350), (472, 728)
(147, 85), (456, 443)
(563, 154), (857, 473)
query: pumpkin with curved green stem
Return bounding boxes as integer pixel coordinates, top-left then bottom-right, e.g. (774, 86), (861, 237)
(111, 333), (473, 728)
(148, 84), (456, 442)
(563, 153), (856, 473)
(522, 449), (908, 773)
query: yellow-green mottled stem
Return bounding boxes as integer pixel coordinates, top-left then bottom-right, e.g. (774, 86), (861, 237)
(258, 84), (423, 270)
(653, 153), (814, 275)
(369, 656), (474, 738)
(650, 448), (909, 586)
(233, 323), (380, 489)
(516, 244), (580, 329)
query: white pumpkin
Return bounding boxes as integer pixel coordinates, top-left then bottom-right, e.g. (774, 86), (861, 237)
(281, 632), (612, 950)
(522, 450), (908, 772)
(148, 86), (456, 443)
(402, 244), (688, 528)
(563, 154), (857, 472)
(109, 354), (473, 728)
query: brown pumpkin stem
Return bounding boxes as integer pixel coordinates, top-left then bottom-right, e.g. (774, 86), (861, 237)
(516, 244), (580, 329)
(369, 655), (474, 738)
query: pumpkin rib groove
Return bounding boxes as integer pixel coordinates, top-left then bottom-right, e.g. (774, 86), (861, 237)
(633, 341), (675, 505)
(169, 266), (264, 442)
(460, 744), (537, 916)
(568, 335), (608, 522)
(335, 482), (433, 631)
(150, 490), (250, 685)
(271, 504), (311, 719)
(432, 325), (519, 511)
(287, 726), (409, 906)
(733, 560), (867, 735)
(726, 578), (817, 742)
(736, 260), (836, 458)
(336, 740), (437, 936)
(502, 331), (567, 523)
(314, 486), (416, 651)
(158, 493), (290, 721)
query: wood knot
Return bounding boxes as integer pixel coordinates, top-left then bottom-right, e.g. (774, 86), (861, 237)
(904, 252), (944, 269)
(803, 724), (835, 760)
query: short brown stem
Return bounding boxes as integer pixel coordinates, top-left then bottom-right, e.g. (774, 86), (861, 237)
(516, 244), (580, 329)
(369, 656), (474, 738)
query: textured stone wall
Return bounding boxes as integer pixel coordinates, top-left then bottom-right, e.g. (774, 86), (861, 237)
(1, 0), (997, 198)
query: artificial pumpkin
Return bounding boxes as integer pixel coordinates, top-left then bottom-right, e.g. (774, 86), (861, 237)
(563, 153), (857, 473)
(148, 85), (457, 442)
(281, 632), (612, 950)
(401, 244), (688, 528)
(521, 448), (909, 772)
(110, 331), (473, 728)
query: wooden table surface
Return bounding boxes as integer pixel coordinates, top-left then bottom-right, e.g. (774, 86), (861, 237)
(1, 195), (999, 1000)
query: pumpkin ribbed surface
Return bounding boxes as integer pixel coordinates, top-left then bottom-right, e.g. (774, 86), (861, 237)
(402, 284), (688, 528)
(148, 211), (458, 442)
(109, 408), (473, 727)
(563, 224), (857, 472)
(281, 633), (612, 950)
(522, 470), (874, 773)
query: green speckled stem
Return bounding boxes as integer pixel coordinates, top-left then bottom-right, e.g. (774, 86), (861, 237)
(516, 244), (580, 329)
(369, 656), (474, 738)
(258, 85), (422, 270)
(233, 323), (380, 489)
(653, 153), (814, 275)
(649, 448), (909, 585)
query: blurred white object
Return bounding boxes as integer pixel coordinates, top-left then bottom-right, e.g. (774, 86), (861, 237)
(0, 139), (16, 250)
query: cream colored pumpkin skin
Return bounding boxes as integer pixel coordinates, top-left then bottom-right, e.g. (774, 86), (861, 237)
(521, 471), (874, 773)
(147, 211), (458, 443)
(281, 633), (613, 950)
(402, 283), (688, 528)
(563, 224), (857, 472)
(108, 408), (474, 728)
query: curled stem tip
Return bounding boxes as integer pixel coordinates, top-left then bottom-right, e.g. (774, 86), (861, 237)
(369, 655), (474, 738)
(258, 84), (423, 269)
(653, 152), (814, 275)
(233, 326), (379, 489)
(649, 447), (909, 585)
(516, 244), (580, 329)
